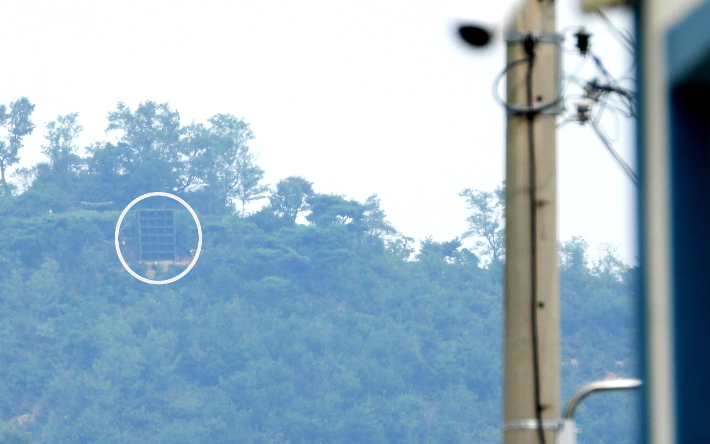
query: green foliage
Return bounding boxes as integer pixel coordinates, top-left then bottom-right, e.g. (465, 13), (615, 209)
(459, 186), (505, 264)
(206, 113), (268, 215)
(306, 194), (365, 230)
(0, 100), (639, 444)
(269, 176), (314, 224)
(104, 101), (185, 198)
(3, 101), (269, 219)
(0, 430), (30, 444)
(0, 204), (639, 444)
(41, 113), (83, 179)
(363, 194), (397, 239)
(0, 98), (35, 195)
(181, 115), (267, 215)
(0, 207), (510, 443)
(559, 238), (639, 443)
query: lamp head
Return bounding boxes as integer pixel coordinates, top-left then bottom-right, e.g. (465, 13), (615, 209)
(458, 24), (493, 47)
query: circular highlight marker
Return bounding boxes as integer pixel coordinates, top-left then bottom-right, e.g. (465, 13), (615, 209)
(115, 192), (202, 285)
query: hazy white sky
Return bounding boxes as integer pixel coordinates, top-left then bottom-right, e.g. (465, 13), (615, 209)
(1, 0), (636, 263)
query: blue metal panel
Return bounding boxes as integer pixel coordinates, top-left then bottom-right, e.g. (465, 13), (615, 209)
(664, 2), (710, 442)
(667, 0), (710, 85)
(669, 85), (710, 444)
(137, 209), (176, 262)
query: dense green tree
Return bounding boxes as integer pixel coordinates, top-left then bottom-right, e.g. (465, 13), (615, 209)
(77, 104), (268, 213)
(459, 186), (505, 263)
(189, 114), (268, 215)
(592, 242), (628, 280)
(92, 101), (184, 199)
(418, 236), (462, 260)
(105, 101), (182, 166)
(9, 167), (36, 194)
(179, 122), (209, 175)
(82, 140), (127, 203)
(0, 203), (640, 444)
(0, 98), (35, 195)
(269, 176), (314, 224)
(17, 113), (87, 206)
(560, 235), (590, 272)
(363, 194), (397, 239)
(306, 194), (365, 228)
(0, 100), (640, 444)
(41, 113), (83, 176)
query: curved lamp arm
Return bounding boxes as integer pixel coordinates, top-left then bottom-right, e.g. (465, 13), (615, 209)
(564, 378), (642, 419)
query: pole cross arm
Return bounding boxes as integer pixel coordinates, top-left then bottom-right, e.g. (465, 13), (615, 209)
(564, 378), (642, 420)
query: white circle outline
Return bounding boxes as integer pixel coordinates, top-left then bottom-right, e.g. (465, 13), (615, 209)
(114, 192), (202, 285)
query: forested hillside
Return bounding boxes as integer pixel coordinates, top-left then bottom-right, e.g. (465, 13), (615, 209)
(0, 99), (639, 443)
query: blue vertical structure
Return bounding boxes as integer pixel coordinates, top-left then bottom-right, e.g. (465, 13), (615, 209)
(137, 209), (177, 262)
(639, 0), (710, 442)
(666, 3), (710, 441)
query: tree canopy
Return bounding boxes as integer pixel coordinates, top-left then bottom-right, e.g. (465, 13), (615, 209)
(0, 99), (640, 444)
(0, 98), (35, 195)
(459, 186), (505, 263)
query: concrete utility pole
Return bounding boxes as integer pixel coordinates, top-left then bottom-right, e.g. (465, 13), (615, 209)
(503, 0), (561, 443)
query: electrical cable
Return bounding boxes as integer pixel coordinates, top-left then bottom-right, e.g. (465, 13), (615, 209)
(522, 34), (547, 444)
(493, 55), (562, 116)
(492, 57), (533, 110)
(587, 78), (634, 101)
(576, 74), (635, 124)
(587, 55), (637, 119)
(557, 39), (638, 186)
(563, 57), (589, 96)
(606, 104), (622, 143)
(618, 57), (638, 85)
(590, 120), (638, 185)
(595, 10), (634, 53)
(591, 95), (621, 143)
(604, 93), (634, 119)
(590, 53), (616, 85)
(557, 113), (577, 129)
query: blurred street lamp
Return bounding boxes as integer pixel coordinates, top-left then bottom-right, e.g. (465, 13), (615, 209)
(458, 24), (493, 48)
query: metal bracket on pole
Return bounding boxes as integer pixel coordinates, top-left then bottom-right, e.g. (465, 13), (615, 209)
(504, 31), (565, 116)
(564, 378), (642, 419)
(502, 419), (563, 431)
(557, 379), (642, 444)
